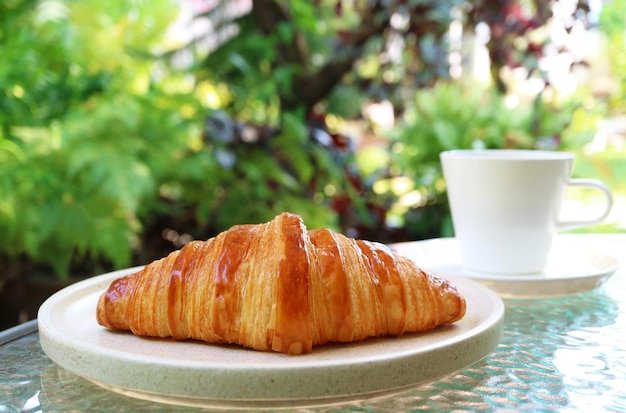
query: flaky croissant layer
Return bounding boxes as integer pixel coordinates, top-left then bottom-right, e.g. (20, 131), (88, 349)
(97, 212), (466, 355)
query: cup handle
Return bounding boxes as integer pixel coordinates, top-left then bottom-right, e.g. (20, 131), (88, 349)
(557, 178), (613, 231)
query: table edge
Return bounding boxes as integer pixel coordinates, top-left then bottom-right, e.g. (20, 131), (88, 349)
(0, 319), (38, 346)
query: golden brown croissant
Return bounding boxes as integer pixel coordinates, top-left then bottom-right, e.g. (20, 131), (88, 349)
(97, 212), (465, 355)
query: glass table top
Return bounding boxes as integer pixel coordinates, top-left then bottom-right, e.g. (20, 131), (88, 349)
(2, 234), (626, 412)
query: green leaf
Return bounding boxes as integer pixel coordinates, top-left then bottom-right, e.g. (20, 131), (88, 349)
(432, 120), (458, 150)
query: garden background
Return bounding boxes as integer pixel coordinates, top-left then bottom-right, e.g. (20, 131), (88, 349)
(1, 0), (625, 329)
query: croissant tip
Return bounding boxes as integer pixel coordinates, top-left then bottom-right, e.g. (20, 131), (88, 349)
(444, 286), (467, 323)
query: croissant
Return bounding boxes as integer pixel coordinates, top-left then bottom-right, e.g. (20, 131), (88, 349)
(97, 212), (465, 355)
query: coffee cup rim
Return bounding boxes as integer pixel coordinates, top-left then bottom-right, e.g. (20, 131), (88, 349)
(440, 149), (574, 161)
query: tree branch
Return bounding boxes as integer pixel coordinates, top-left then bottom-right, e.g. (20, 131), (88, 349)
(252, 0), (309, 70)
(252, 0), (394, 113)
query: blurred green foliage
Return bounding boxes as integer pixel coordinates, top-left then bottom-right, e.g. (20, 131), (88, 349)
(599, 0), (626, 113)
(0, 0), (380, 278)
(0, 0), (620, 284)
(0, 0), (199, 277)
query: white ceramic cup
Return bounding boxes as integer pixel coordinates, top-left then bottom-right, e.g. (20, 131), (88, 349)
(440, 149), (613, 275)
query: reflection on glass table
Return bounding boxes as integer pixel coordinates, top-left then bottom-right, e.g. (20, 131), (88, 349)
(1, 234), (625, 412)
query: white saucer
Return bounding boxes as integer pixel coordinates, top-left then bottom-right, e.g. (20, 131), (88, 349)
(392, 235), (621, 298)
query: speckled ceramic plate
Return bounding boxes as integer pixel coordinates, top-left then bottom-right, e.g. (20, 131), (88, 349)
(393, 234), (621, 299)
(38, 267), (503, 410)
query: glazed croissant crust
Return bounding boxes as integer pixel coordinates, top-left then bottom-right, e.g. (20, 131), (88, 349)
(97, 212), (466, 355)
